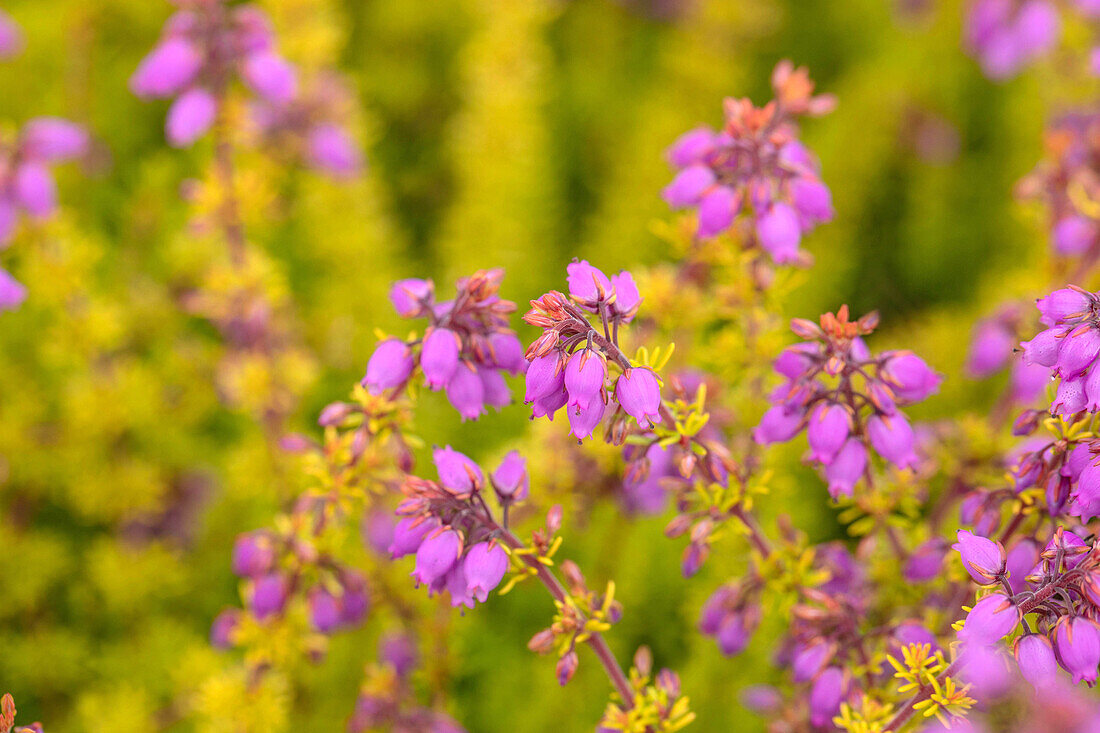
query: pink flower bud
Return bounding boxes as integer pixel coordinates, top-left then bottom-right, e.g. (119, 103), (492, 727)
(1014, 634), (1058, 688)
(615, 367), (662, 428)
(755, 203), (802, 264)
(566, 260), (611, 303)
(662, 165), (715, 207)
(824, 439), (867, 499)
(880, 352), (942, 403)
(1036, 288), (1090, 326)
(790, 178), (834, 223)
(232, 531), (276, 577)
(806, 403), (850, 464)
(568, 398), (605, 441)
(666, 127), (718, 167)
(166, 87), (217, 147)
(389, 278), (433, 318)
(421, 328), (461, 389)
(445, 362), (486, 421)
(433, 446), (483, 493)
(1055, 616), (1100, 684)
(362, 339), (415, 394)
(0, 268), (26, 311)
(412, 529), (462, 586)
(524, 353), (564, 403)
(867, 413), (920, 469)
(242, 51), (298, 104)
(306, 122), (363, 177)
(808, 668), (845, 728)
(957, 593), (1018, 646)
(389, 517), (437, 559)
(565, 348), (606, 411)
(491, 450), (529, 501)
(249, 573), (288, 620)
(130, 38), (203, 98)
(13, 163), (56, 219)
(952, 529), (1007, 584)
(463, 542), (508, 602)
(696, 185), (739, 238)
(753, 405), (803, 445)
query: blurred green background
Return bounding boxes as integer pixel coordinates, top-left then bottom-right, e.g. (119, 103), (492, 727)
(0, 0), (1077, 730)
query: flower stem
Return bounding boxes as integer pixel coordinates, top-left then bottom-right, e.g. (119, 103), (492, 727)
(496, 525), (635, 706)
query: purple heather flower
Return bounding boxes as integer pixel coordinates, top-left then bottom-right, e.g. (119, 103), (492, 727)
(130, 38), (203, 98)
(249, 573), (288, 620)
(488, 331), (527, 374)
(361, 509), (396, 556)
(881, 352), (942, 403)
(662, 165), (715, 207)
(967, 320), (1015, 378)
(445, 363), (486, 421)
(421, 328), (461, 389)
(306, 122), (363, 178)
(566, 260), (611, 304)
(957, 593), (1019, 646)
(792, 642), (832, 683)
(532, 387), (568, 420)
(362, 338), (415, 394)
(389, 517), (438, 559)
(867, 414), (920, 469)
(1011, 358), (1050, 404)
(340, 582), (370, 626)
(22, 118), (90, 162)
(524, 353), (564, 404)
(615, 368), (662, 428)
(13, 164), (56, 219)
(433, 446), (483, 493)
(965, 0), (1060, 80)
(808, 667), (845, 728)
(755, 203), (802, 264)
(953, 529), (1007, 584)
(905, 539), (948, 583)
(754, 404), (804, 445)
(790, 178), (834, 223)
(379, 632), (418, 677)
(1055, 616), (1100, 684)
(491, 451), (529, 501)
(1015, 634), (1059, 688)
(0, 268), (27, 311)
(824, 439), (867, 499)
(806, 403), (850, 464)
(166, 87), (217, 147)
(412, 529), (463, 586)
(232, 531), (275, 578)
(478, 365), (511, 408)
(241, 51), (297, 104)
(1037, 288), (1089, 326)
(666, 127), (718, 167)
(774, 344), (816, 379)
(389, 278), (433, 317)
(610, 271), (641, 319)
(716, 614), (752, 656)
(564, 348), (606, 411)
(696, 186), (739, 239)
(308, 587), (342, 633)
(463, 542), (508, 602)
(1054, 216), (1097, 256)
(568, 398), (606, 441)
(210, 608), (240, 649)
(443, 562), (473, 609)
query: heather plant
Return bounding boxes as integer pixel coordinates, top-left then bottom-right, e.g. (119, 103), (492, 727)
(10, 1), (1100, 732)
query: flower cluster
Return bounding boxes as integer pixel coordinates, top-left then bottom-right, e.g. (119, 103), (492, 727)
(250, 70), (364, 178)
(954, 526), (1100, 689)
(390, 446), (522, 608)
(754, 305), (942, 498)
(1018, 112), (1100, 262)
(131, 0), (298, 147)
(363, 269), (522, 420)
(523, 260), (661, 441)
(964, 0), (1060, 80)
(0, 695), (41, 733)
(1020, 286), (1100, 415)
(662, 60), (835, 264)
(211, 524), (371, 645)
